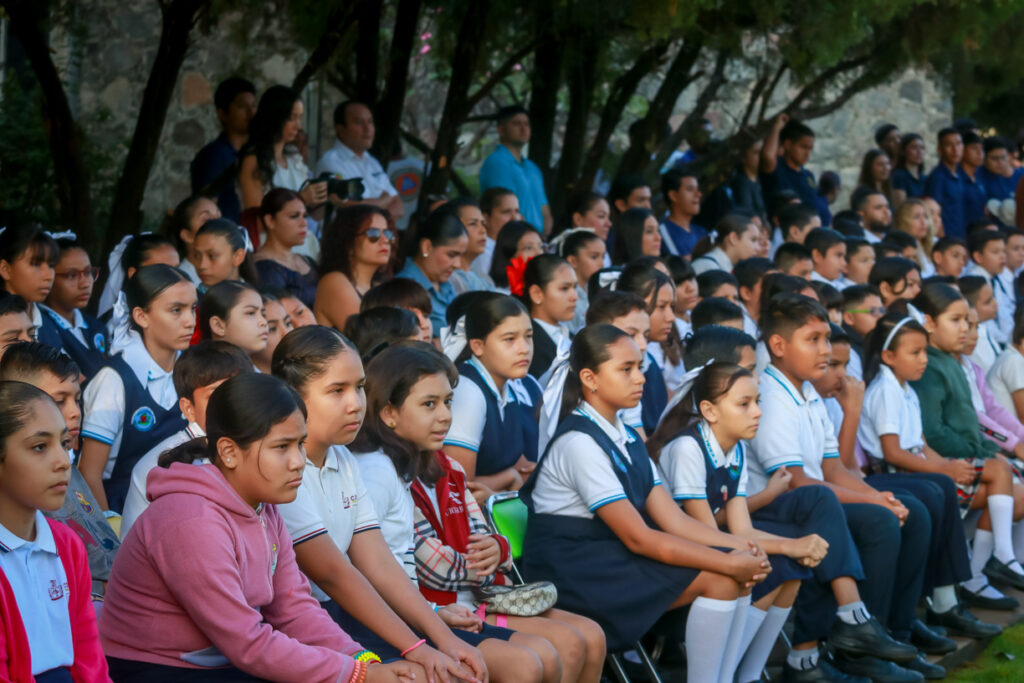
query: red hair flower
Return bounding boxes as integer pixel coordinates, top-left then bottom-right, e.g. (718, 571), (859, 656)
(506, 255), (530, 296)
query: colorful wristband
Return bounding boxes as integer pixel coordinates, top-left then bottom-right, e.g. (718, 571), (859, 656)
(400, 638), (427, 657)
(354, 650), (382, 663)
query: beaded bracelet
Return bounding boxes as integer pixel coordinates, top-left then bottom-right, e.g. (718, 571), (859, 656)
(354, 650), (382, 664)
(401, 638), (427, 657)
(348, 661), (368, 683)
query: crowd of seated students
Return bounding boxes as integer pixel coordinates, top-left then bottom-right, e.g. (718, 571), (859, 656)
(7, 75), (1024, 683)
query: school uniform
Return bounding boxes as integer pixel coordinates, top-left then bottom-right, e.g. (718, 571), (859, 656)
(528, 317), (569, 383)
(520, 401), (698, 651)
(987, 346), (1024, 416)
(647, 342), (687, 397)
(121, 422), (205, 538)
(808, 270), (837, 286)
(970, 321), (1002, 374)
(859, 366), (973, 596)
(659, 422), (811, 601)
(748, 365), (914, 643)
(0, 514), (108, 683)
(446, 356), (542, 475)
(80, 338), (186, 513)
(640, 351), (669, 434)
(35, 306), (108, 381)
(966, 261), (1015, 345)
(691, 247), (732, 275)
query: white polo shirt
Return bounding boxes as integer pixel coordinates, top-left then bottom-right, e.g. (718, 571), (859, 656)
(80, 338), (179, 479)
(0, 512), (74, 674)
(747, 364), (839, 495)
(278, 445), (380, 602)
(315, 140), (398, 199)
(529, 401), (661, 519)
(121, 422), (204, 537)
(692, 247), (732, 275)
(355, 449), (417, 580)
(658, 420), (748, 502)
(446, 356), (537, 453)
(987, 346), (1024, 416)
(965, 261), (1014, 345)
(38, 305), (88, 346)
(858, 365), (924, 461)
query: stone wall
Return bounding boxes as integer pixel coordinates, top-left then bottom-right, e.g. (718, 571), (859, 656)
(66, 3), (952, 228)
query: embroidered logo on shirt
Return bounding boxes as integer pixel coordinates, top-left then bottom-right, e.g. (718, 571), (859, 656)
(75, 491), (93, 513)
(48, 580), (66, 601)
(93, 333), (106, 353)
(131, 406), (156, 432)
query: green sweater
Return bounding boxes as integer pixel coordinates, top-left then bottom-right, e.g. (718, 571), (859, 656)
(910, 346), (998, 460)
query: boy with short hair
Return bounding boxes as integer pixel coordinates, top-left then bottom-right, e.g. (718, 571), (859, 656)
(773, 242), (814, 279)
(0, 292), (36, 361)
(931, 237), (968, 278)
(925, 128), (967, 240)
(361, 278), (435, 343)
(761, 119), (822, 217)
(749, 293), (930, 681)
(841, 284), (883, 381)
(659, 167), (707, 257)
(0, 341), (122, 583)
(776, 203), (821, 247)
(120, 341), (254, 534)
(836, 238), (874, 289)
(806, 228), (847, 285)
(690, 297), (745, 331)
(965, 230), (1013, 344)
(734, 256), (775, 338)
(472, 187), (521, 279)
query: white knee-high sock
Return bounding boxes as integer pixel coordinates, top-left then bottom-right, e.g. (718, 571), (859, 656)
(686, 596), (738, 683)
(718, 593), (751, 683)
(737, 605), (792, 683)
(988, 494), (1020, 570)
(736, 607), (768, 666)
(963, 529), (1003, 595)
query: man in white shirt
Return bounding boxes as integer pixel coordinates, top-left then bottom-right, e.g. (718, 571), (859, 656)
(316, 101), (404, 220)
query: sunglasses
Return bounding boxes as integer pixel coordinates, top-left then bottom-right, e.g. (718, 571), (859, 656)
(360, 228), (396, 243)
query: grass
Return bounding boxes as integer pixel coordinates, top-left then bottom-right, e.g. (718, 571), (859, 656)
(948, 624), (1024, 681)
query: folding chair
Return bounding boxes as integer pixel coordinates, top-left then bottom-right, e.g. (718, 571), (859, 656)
(484, 491), (663, 683)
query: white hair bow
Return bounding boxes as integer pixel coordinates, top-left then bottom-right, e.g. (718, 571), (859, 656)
(906, 302), (926, 325)
(45, 230), (77, 241)
(441, 316), (468, 361)
(537, 350), (571, 455)
(107, 291), (140, 354)
(98, 234), (149, 319)
(549, 227), (597, 257)
(657, 359), (714, 426)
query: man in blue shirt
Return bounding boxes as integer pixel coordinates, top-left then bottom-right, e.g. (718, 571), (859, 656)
(479, 106), (551, 234)
(189, 77), (256, 223)
(925, 128), (967, 240)
(659, 167), (706, 257)
(978, 136), (1022, 202)
(760, 118), (823, 222)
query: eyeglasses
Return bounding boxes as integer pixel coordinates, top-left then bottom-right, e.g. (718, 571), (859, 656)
(846, 307), (885, 316)
(55, 267), (100, 283)
(360, 228), (396, 243)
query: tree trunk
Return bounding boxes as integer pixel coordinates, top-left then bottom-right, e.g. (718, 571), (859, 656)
(551, 38), (598, 222)
(354, 0), (382, 105)
(419, 1), (490, 203)
(617, 41), (702, 178)
(576, 41), (670, 194)
(1, 0), (94, 248)
(105, 0), (210, 252)
(372, 0), (422, 163)
(526, 26), (563, 182)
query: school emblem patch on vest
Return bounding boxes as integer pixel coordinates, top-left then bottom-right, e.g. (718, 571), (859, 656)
(94, 333), (106, 353)
(131, 406), (156, 432)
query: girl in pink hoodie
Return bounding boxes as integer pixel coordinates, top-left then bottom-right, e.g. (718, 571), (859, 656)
(99, 373), (420, 683)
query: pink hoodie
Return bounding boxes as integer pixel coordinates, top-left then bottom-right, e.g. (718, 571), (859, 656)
(99, 463), (362, 682)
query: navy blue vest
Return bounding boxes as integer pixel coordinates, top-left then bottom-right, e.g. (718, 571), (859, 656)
(457, 361), (542, 476)
(684, 424), (744, 515)
(522, 410), (653, 515)
(103, 354), (186, 513)
(641, 352), (669, 434)
(36, 308), (108, 381)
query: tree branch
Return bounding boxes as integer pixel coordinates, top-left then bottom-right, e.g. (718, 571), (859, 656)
(757, 63), (788, 124)
(465, 38), (545, 112)
(291, 2), (364, 93)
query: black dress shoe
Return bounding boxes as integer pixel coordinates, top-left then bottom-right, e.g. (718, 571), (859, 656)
(902, 654), (946, 680)
(958, 582), (1021, 610)
(909, 618), (957, 655)
(926, 603), (1002, 639)
(781, 657), (870, 682)
(982, 556), (1024, 591)
(831, 652), (924, 682)
(828, 616), (918, 662)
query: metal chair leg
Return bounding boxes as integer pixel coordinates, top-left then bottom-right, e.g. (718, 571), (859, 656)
(634, 642), (663, 683)
(606, 653), (631, 683)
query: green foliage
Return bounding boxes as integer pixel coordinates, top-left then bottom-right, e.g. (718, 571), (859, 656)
(948, 623), (1024, 682)
(0, 74), (59, 225)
